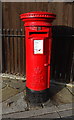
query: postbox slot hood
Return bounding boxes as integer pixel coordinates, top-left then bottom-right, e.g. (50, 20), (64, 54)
(29, 32), (49, 38)
(29, 32), (48, 37)
(29, 29), (49, 38)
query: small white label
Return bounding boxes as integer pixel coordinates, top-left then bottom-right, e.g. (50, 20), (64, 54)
(34, 40), (43, 54)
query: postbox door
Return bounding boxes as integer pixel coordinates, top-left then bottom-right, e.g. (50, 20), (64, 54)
(26, 36), (51, 91)
(25, 26), (52, 91)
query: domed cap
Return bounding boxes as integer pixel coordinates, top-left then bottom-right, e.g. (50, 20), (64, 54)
(20, 11), (56, 20)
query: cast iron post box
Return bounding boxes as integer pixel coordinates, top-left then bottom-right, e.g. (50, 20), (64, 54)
(20, 11), (56, 104)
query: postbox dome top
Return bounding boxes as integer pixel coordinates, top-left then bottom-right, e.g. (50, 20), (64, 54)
(20, 11), (56, 20)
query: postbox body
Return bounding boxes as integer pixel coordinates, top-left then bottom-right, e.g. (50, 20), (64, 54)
(25, 26), (52, 91)
(20, 11), (56, 103)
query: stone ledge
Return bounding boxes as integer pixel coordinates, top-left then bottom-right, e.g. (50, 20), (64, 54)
(0, 73), (26, 81)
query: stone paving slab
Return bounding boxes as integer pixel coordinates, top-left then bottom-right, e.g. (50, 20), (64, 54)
(2, 82), (7, 89)
(31, 112), (60, 118)
(56, 103), (74, 112)
(2, 105), (57, 118)
(0, 79), (2, 90)
(2, 86), (18, 102)
(2, 103), (73, 118)
(59, 109), (73, 118)
(49, 84), (74, 105)
(3, 79), (26, 93)
(0, 89), (2, 103)
(2, 92), (27, 115)
(0, 102), (2, 120)
(66, 86), (74, 96)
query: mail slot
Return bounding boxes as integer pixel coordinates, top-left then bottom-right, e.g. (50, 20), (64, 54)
(20, 11), (56, 104)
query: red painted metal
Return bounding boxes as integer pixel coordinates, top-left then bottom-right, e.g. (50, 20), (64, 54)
(20, 11), (56, 91)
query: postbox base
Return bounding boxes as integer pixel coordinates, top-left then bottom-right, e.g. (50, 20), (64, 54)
(26, 87), (50, 104)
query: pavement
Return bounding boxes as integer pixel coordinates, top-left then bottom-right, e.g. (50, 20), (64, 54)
(1, 74), (74, 119)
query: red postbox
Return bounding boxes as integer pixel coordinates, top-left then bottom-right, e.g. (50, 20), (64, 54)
(20, 11), (56, 104)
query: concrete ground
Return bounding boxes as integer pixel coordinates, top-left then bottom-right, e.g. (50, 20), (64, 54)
(1, 74), (74, 119)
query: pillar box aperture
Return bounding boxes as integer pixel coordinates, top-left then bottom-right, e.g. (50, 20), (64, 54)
(20, 11), (56, 104)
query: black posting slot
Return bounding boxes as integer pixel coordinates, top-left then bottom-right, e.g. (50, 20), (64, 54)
(29, 32), (48, 35)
